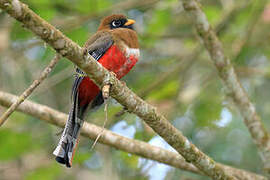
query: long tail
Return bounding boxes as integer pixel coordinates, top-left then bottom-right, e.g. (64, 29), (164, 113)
(53, 72), (85, 168)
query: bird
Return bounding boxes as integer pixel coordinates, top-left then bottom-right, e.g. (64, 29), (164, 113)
(53, 14), (139, 168)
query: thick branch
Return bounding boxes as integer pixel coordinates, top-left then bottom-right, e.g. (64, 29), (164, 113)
(0, 0), (241, 179)
(0, 91), (266, 180)
(181, 0), (270, 172)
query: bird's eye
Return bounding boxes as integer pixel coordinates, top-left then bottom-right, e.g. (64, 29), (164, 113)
(111, 20), (122, 28)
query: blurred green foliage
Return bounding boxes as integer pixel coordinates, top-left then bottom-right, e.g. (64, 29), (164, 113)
(0, 129), (34, 161)
(25, 164), (61, 180)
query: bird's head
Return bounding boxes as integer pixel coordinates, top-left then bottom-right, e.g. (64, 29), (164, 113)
(98, 14), (135, 31)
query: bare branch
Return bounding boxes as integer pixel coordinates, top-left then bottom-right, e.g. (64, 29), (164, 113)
(0, 54), (61, 126)
(180, 0), (270, 172)
(0, 0), (241, 179)
(114, 2), (246, 118)
(0, 91), (266, 180)
(0, 1), (238, 179)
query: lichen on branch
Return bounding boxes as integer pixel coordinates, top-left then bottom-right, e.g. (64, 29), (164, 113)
(0, 0), (250, 179)
(180, 0), (270, 172)
(0, 91), (266, 180)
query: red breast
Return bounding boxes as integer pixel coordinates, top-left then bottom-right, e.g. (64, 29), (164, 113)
(99, 14), (139, 78)
(79, 14), (140, 106)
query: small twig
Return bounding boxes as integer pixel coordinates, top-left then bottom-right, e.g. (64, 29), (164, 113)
(102, 84), (110, 100)
(182, 0), (270, 172)
(0, 1), (241, 177)
(113, 3), (247, 119)
(0, 54), (61, 126)
(91, 84), (111, 150)
(0, 91), (267, 180)
(33, 66), (73, 96)
(231, 0), (266, 61)
(114, 107), (128, 117)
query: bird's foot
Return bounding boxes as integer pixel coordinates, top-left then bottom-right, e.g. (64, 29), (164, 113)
(110, 71), (117, 77)
(109, 71), (126, 86)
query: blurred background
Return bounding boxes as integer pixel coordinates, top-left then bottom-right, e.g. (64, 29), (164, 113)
(1, 0), (270, 179)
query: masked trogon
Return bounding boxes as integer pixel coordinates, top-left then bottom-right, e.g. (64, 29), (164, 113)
(53, 14), (139, 167)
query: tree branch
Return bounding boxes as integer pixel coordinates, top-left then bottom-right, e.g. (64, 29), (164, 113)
(0, 91), (266, 180)
(0, 54), (61, 126)
(0, 0), (249, 179)
(181, 0), (270, 172)
(114, 2), (247, 120)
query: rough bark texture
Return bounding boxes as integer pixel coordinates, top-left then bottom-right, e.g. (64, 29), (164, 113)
(181, 0), (270, 172)
(0, 91), (266, 180)
(0, 1), (238, 179)
(1, 0), (268, 178)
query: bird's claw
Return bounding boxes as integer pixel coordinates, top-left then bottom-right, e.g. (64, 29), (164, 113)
(110, 71), (117, 77)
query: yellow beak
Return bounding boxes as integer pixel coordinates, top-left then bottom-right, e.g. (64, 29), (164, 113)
(124, 19), (135, 26)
